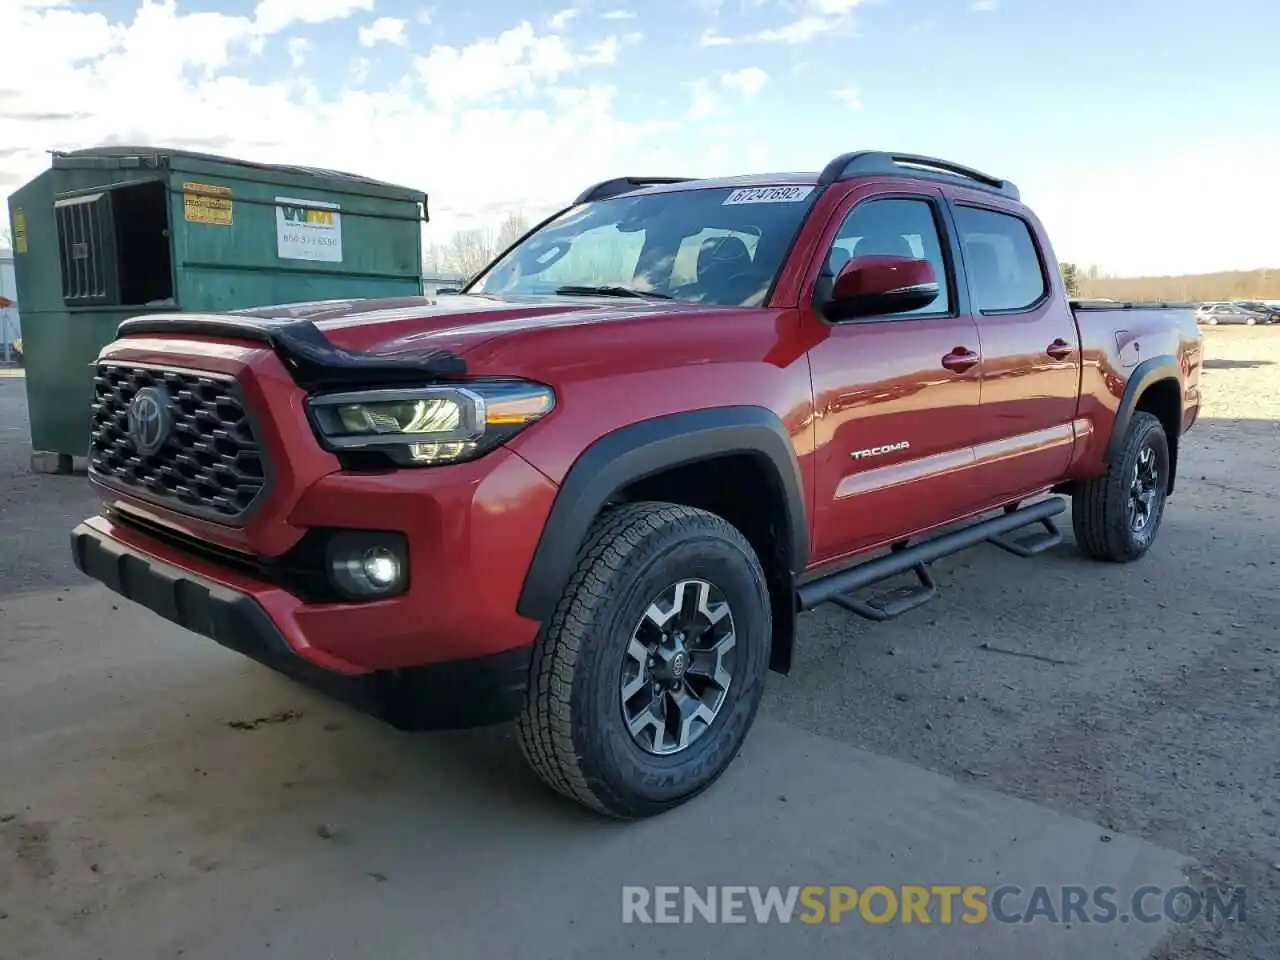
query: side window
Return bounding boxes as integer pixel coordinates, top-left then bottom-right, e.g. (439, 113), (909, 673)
(952, 205), (1048, 312)
(828, 198), (952, 316)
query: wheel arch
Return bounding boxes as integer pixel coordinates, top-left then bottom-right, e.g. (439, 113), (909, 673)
(515, 406), (808, 674)
(1107, 355), (1183, 494)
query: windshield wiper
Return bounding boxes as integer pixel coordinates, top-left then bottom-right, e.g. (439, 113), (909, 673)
(554, 284), (673, 300)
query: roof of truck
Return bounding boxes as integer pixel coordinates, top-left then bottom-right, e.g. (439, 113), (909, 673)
(576, 152), (1020, 204)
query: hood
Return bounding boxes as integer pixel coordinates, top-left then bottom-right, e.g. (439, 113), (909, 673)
(231, 293), (713, 359)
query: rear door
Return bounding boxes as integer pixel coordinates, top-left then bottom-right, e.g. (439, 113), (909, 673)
(803, 183), (986, 564)
(946, 195), (1083, 503)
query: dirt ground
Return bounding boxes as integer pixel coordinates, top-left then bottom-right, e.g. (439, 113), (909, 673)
(0, 328), (1277, 959)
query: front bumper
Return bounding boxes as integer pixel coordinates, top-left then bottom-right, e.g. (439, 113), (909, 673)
(71, 517), (297, 664)
(70, 516), (537, 728)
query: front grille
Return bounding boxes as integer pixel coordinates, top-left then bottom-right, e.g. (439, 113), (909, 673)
(90, 364), (268, 522)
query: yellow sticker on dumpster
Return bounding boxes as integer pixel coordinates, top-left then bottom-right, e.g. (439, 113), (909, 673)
(12, 209), (28, 253)
(183, 182), (233, 225)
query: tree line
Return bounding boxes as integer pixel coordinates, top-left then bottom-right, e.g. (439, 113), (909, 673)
(423, 211), (532, 280)
(1059, 262), (1280, 303)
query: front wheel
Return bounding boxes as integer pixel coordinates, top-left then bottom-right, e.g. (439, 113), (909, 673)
(1071, 411), (1171, 562)
(517, 502), (771, 818)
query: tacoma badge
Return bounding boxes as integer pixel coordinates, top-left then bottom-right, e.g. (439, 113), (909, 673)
(850, 441), (911, 460)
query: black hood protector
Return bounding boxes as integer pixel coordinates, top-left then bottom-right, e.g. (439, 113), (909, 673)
(114, 313), (467, 391)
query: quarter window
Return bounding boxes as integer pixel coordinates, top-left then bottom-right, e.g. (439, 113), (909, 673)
(953, 206), (1047, 312)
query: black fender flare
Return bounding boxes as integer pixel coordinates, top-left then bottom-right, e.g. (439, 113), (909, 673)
(1105, 354), (1181, 466)
(515, 406), (808, 624)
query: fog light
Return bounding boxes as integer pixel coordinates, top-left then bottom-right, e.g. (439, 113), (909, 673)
(363, 548), (400, 588)
(325, 532), (408, 599)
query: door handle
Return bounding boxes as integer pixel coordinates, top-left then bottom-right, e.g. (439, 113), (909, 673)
(1046, 338), (1073, 360)
(941, 347), (979, 373)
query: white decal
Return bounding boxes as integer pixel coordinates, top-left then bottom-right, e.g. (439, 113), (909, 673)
(276, 197), (343, 262)
(721, 185), (815, 205)
(850, 441), (911, 460)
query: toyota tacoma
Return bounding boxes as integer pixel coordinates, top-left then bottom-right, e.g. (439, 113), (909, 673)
(70, 150), (1203, 819)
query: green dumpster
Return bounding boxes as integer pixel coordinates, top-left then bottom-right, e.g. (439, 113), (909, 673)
(5, 146), (428, 469)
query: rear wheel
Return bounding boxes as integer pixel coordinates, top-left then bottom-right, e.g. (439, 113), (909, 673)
(1071, 411), (1170, 562)
(517, 502), (771, 818)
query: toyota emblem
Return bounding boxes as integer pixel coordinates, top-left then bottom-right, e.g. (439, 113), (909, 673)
(126, 386), (172, 456)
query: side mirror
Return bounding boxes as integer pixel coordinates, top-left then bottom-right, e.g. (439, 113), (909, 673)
(824, 255), (940, 321)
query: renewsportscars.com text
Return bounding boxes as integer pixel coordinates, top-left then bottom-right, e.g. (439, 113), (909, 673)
(621, 884), (1246, 925)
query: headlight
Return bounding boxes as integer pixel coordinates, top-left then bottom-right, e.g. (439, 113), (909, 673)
(306, 380), (554, 466)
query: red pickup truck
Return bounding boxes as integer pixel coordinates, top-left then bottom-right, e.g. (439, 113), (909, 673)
(71, 151), (1202, 819)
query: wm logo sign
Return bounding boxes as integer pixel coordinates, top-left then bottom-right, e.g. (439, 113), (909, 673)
(281, 204), (335, 226)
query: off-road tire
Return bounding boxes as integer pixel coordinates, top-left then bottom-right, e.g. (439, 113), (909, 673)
(1071, 411), (1170, 562)
(516, 502), (771, 819)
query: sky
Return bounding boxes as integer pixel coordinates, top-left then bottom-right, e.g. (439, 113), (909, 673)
(0, 0), (1277, 277)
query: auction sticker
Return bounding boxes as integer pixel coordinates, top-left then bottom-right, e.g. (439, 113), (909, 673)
(722, 185), (815, 205)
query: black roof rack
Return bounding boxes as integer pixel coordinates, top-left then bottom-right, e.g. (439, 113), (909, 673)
(574, 176), (696, 204)
(817, 151), (1019, 200)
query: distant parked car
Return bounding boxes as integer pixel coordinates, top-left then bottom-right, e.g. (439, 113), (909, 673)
(1196, 302), (1269, 325)
(1232, 300), (1280, 323)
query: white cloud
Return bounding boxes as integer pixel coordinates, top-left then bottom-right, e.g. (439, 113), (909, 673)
(549, 7), (579, 30)
(287, 36), (309, 68)
(720, 67), (768, 99)
(600, 9), (637, 19)
(414, 23), (582, 105)
(0, 2), (687, 246)
(755, 17), (828, 43)
(683, 68), (767, 118)
(970, 0), (999, 9)
(348, 57), (371, 86)
(686, 79), (718, 119)
(358, 16), (408, 48)
(415, 8), (434, 26)
(833, 85), (860, 108)
(809, 0), (863, 12)
(582, 36), (621, 65)
(253, 0), (374, 34)
(699, 0), (865, 45)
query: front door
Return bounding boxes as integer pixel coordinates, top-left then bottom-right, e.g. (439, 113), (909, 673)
(948, 197), (1083, 503)
(804, 185), (986, 565)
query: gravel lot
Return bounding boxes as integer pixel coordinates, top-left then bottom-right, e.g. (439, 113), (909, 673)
(0, 328), (1277, 959)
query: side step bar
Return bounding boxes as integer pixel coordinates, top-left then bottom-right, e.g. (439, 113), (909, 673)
(986, 509), (1063, 557)
(796, 497), (1067, 619)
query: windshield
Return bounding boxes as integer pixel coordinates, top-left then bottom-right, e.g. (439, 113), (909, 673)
(467, 185), (819, 307)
